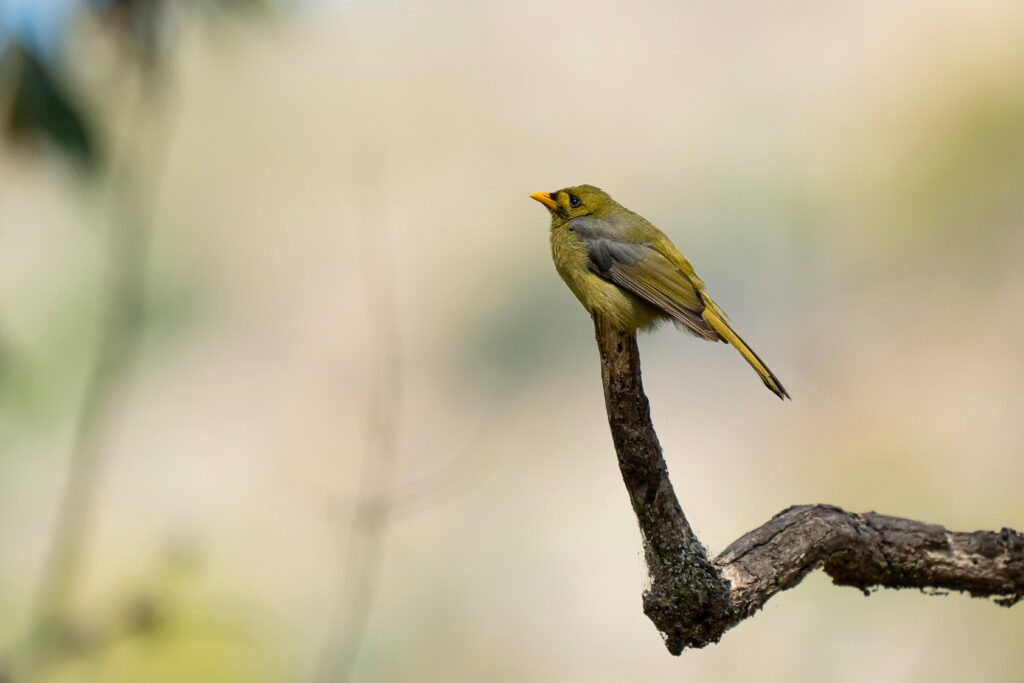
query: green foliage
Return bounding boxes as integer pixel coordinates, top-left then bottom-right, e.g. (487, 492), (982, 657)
(1, 44), (99, 171)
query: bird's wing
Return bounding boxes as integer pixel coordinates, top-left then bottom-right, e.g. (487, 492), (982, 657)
(570, 217), (718, 340)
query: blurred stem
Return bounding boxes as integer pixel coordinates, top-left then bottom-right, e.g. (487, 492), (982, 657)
(28, 62), (176, 648)
(313, 153), (403, 683)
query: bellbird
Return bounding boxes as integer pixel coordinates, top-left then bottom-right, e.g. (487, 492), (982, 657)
(531, 184), (789, 400)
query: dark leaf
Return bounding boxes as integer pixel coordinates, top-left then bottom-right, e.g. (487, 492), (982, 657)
(1, 43), (100, 170)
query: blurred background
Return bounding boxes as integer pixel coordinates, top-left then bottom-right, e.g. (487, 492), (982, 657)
(1, 0), (1023, 681)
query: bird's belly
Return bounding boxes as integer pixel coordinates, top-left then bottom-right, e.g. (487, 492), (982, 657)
(558, 264), (664, 332)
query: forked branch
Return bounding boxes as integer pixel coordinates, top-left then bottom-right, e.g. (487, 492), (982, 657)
(592, 314), (1024, 655)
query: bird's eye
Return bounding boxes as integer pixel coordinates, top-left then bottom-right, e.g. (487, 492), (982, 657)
(569, 194), (581, 208)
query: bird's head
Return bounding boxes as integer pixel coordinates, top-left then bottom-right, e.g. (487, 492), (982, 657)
(529, 184), (618, 224)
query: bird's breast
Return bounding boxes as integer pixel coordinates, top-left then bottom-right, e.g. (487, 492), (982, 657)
(549, 225), (589, 280)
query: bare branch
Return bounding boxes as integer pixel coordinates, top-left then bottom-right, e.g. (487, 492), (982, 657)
(31, 57), (179, 645)
(312, 151), (403, 683)
(592, 315), (1024, 655)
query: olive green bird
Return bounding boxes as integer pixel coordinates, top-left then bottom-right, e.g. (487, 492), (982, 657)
(530, 184), (789, 400)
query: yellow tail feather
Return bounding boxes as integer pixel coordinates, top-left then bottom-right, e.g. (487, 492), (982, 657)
(703, 308), (790, 400)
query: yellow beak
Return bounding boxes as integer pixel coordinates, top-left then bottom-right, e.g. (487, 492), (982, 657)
(529, 192), (559, 210)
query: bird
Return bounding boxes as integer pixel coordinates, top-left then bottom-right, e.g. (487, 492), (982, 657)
(530, 184), (789, 400)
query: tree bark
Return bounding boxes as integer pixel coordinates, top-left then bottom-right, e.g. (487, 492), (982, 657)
(592, 314), (1024, 655)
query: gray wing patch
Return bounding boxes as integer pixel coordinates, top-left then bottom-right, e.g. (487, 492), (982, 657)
(587, 238), (645, 272)
(568, 216), (718, 340)
(569, 217), (645, 272)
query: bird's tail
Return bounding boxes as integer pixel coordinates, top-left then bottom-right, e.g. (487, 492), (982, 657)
(703, 306), (790, 400)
